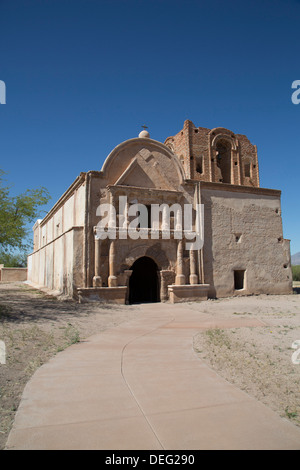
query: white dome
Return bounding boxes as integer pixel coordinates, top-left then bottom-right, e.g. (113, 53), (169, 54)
(138, 130), (150, 138)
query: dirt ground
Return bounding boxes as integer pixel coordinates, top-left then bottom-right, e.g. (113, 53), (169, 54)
(0, 282), (300, 450)
(193, 291), (300, 430)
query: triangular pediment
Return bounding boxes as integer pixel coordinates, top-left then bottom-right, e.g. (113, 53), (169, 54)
(102, 138), (185, 191)
(115, 151), (173, 190)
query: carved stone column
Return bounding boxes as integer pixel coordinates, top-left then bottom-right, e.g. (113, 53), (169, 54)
(175, 240), (185, 285)
(123, 199), (129, 229)
(109, 192), (116, 229)
(189, 249), (198, 285)
(160, 271), (168, 302)
(162, 205), (169, 231)
(175, 206), (182, 232)
(119, 198), (129, 240)
(160, 270), (175, 301)
(108, 240), (118, 287)
(93, 237), (102, 287)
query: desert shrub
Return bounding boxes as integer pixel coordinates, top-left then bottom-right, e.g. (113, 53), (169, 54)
(292, 265), (300, 282)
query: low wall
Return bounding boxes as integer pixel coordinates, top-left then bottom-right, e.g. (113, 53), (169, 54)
(0, 267), (27, 282)
(77, 286), (128, 304)
(168, 284), (210, 303)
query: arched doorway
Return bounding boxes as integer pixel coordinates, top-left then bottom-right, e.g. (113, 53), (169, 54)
(216, 139), (232, 183)
(129, 256), (160, 304)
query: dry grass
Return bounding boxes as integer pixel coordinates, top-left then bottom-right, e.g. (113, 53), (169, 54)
(194, 303), (300, 427)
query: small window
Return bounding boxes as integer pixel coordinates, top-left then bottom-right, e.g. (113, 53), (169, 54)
(146, 205), (152, 228)
(244, 162), (251, 178)
(196, 156), (203, 174)
(234, 270), (245, 290)
(138, 204), (151, 228)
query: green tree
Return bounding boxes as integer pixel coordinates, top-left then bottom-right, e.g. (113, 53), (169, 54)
(292, 265), (300, 282)
(0, 170), (51, 254)
(0, 251), (28, 267)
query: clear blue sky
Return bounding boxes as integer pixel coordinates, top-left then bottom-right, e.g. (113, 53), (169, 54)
(0, 0), (300, 254)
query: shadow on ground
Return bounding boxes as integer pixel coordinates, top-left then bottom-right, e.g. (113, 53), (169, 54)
(0, 283), (121, 324)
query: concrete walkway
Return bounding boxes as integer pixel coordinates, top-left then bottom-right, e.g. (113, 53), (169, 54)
(6, 303), (300, 450)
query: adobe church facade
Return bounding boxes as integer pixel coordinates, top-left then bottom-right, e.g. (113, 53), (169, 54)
(27, 120), (293, 303)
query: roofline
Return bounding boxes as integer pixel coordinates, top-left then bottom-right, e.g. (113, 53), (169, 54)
(39, 172), (87, 227)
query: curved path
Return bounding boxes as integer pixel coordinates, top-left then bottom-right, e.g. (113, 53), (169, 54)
(6, 303), (300, 450)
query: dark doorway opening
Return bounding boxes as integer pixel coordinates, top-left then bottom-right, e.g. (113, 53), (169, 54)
(216, 140), (231, 184)
(234, 270), (245, 290)
(129, 256), (160, 304)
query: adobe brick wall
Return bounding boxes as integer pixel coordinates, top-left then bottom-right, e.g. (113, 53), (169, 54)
(0, 267), (27, 282)
(200, 184), (292, 297)
(165, 120), (259, 187)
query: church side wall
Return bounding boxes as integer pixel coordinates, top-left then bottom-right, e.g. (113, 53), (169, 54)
(27, 227), (83, 297)
(202, 187), (293, 298)
(27, 180), (86, 297)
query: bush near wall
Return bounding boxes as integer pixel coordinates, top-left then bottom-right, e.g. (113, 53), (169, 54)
(0, 252), (27, 268)
(292, 265), (300, 282)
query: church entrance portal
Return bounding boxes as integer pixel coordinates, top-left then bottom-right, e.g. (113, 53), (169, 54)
(128, 256), (160, 304)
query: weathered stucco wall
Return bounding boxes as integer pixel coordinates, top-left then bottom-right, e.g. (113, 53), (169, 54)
(28, 176), (86, 297)
(28, 227), (83, 297)
(201, 185), (292, 297)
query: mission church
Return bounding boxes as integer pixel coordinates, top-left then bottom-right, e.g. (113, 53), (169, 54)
(27, 120), (292, 303)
